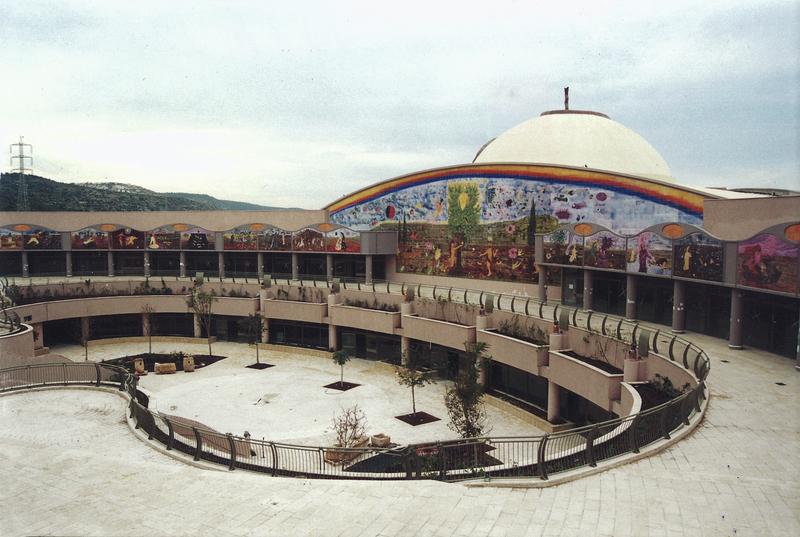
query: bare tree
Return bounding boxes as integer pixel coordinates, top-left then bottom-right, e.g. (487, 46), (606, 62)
(332, 404), (367, 448)
(246, 313), (262, 364)
(187, 285), (216, 357)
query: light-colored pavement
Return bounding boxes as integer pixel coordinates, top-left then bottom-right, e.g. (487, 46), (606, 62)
(1, 334), (799, 536)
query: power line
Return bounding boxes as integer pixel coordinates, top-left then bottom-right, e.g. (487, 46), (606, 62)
(9, 136), (32, 211)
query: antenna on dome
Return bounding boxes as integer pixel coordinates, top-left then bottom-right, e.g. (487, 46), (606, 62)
(564, 87), (569, 110)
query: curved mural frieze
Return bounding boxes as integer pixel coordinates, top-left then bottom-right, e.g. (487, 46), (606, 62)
(627, 232), (673, 276)
(329, 165), (704, 282)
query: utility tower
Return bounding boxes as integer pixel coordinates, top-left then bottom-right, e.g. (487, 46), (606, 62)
(9, 136), (33, 211)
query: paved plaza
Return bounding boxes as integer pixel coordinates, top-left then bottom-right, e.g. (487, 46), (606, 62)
(1, 331), (799, 536)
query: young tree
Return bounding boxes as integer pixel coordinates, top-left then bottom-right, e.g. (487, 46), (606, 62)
(395, 352), (436, 415)
(187, 285), (216, 357)
(332, 349), (351, 386)
(141, 303), (154, 356)
(445, 341), (492, 438)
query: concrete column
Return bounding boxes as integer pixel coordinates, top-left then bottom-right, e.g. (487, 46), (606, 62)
(547, 381), (561, 423)
(193, 313), (202, 338)
(365, 255), (373, 284)
(142, 311), (151, 339)
(537, 265), (547, 303)
(261, 316), (269, 344)
(179, 251), (187, 278)
(401, 337), (410, 366)
(107, 251), (115, 277)
(217, 252), (225, 279)
(65, 251), (73, 277)
(291, 253), (299, 280)
(81, 317), (90, 343)
(21, 251), (29, 278)
(257, 252), (264, 280)
(672, 279), (686, 333)
(583, 270), (593, 311)
(625, 273), (637, 321)
(32, 323), (45, 351)
(728, 288), (744, 349)
(143, 251), (150, 278)
(327, 291), (338, 350)
(326, 254), (334, 281)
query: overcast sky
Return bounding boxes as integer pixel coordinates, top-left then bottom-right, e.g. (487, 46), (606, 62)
(1, 0), (798, 209)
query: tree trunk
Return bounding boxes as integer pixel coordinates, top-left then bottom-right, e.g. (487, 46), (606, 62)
(411, 385), (416, 414)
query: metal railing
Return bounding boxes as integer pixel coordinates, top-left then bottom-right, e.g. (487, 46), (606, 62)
(0, 361), (706, 482)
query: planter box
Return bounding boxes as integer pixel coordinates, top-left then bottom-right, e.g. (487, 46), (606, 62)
(402, 314), (475, 350)
(548, 350), (623, 412)
(262, 299), (327, 324)
(329, 304), (401, 335)
(477, 329), (549, 375)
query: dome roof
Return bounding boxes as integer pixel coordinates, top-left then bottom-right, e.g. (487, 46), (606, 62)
(473, 110), (673, 182)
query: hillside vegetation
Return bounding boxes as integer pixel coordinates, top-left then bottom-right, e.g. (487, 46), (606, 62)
(0, 173), (285, 212)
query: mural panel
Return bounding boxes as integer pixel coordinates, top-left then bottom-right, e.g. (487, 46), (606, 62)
(23, 229), (62, 249)
(325, 228), (360, 253)
(258, 228), (293, 251)
(673, 233), (723, 282)
(543, 229), (583, 266)
(584, 231), (626, 270)
(293, 228), (326, 252)
(0, 228), (23, 250)
(180, 227), (214, 250)
(147, 227), (180, 250)
(223, 226), (259, 250)
(738, 234), (799, 294)
(71, 228), (110, 250)
(627, 232), (673, 275)
(111, 228), (145, 249)
(331, 170), (702, 283)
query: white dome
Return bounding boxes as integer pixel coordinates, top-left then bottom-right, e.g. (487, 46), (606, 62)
(473, 110), (673, 182)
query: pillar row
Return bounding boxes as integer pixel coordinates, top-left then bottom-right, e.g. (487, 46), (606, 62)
(547, 381), (561, 423)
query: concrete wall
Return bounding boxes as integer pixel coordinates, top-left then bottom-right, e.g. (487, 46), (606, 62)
(703, 196), (800, 240)
(548, 350), (623, 411)
(0, 325), (35, 368)
(329, 305), (401, 335)
(401, 315), (475, 349)
(262, 299), (328, 324)
(10, 295), (257, 324)
(0, 210), (328, 232)
(477, 329), (549, 375)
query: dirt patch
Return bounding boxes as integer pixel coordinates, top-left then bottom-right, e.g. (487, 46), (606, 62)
(246, 363), (274, 370)
(323, 381), (361, 392)
(395, 411), (440, 426)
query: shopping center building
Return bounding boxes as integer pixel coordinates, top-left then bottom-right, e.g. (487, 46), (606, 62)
(2, 106), (797, 364)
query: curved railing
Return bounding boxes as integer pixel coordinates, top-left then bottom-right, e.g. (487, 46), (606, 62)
(0, 360), (706, 482)
(271, 276), (711, 382)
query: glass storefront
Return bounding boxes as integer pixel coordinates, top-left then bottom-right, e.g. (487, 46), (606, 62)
(224, 253), (258, 278)
(269, 319), (328, 350)
(72, 251), (107, 276)
(91, 314), (143, 339)
(339, 328), (402, 364)
(150, 252), (180, 276)
(0, 252), (22, 276)
(742, 291), (799, 359)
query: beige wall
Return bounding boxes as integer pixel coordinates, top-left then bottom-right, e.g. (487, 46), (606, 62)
(477, 329), (549, 375)
(548, 351), (623, 411)
(401, 315), (475, 349)
(703, 196), (800, 240)
(262, 299), (327, 324)
(10, 295), (257, 324)
(0, 209), (328, 232)
(0, 325), (35, 368)
(329, 305), (401, 335)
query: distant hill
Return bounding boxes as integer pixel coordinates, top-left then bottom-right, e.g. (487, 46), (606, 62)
(0, 173), (290, 212)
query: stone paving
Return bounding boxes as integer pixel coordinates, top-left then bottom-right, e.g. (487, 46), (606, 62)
(1, 332), (799, 536)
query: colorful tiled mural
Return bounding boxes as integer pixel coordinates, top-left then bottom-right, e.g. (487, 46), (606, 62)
(627, 232), (673, 276)
(329, 166), (703, 283)
(738, 234), (799, 294)
(673, 233), (724, 282)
